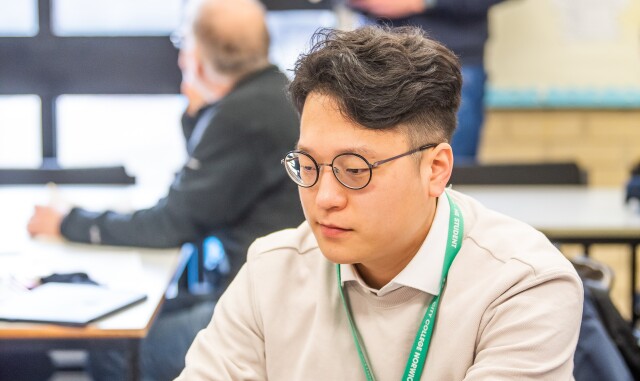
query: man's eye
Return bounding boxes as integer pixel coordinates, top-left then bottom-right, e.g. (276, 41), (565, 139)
(345, 168), (367, 175)
(301, 165), (316, 172)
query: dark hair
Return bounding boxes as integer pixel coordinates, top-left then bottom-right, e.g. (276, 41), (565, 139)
(289, 26), (462, 143)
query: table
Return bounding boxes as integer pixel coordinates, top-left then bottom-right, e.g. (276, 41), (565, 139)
(456, 185), (640, 323)
(0, 185), (188, 380)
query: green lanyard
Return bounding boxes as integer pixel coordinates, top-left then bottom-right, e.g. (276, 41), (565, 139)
(337, 192), (464, 381)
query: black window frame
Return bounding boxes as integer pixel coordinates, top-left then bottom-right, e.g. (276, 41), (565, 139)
(0, 0), (332, 184)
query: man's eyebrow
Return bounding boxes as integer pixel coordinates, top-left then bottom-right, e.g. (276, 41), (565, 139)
(349, 146), (374, 156)
(295, 144), (375, 157)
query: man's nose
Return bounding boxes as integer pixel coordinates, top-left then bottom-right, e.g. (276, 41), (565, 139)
(315, 166), (347, 210)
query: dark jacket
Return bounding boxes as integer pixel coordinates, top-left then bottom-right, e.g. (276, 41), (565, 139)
(61, 65), (304, 275)
(377, 0), (505, 65)
(586, 285), (640, 379)
(574, 286), (633, 381)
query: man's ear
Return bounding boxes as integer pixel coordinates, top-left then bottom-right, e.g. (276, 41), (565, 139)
(421, 143), (453, 198)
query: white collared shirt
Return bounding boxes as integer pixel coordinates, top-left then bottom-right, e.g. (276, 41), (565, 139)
(340, 193), (450, 297)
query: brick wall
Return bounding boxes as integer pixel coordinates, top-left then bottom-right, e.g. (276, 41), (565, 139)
(480, 109), (640, 186)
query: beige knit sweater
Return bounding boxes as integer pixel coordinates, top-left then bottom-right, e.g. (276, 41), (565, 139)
(176, 190), (583, 381)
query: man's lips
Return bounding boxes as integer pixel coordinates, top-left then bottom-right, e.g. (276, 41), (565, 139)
(318, 223), (352, 238)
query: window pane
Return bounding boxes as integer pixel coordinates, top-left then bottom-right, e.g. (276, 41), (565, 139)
(0, 0), (38, 36)
(52, 0), (182, 36)
(57, 96), (187, 189)
(267, 10), (337, 77)
(0, 96), (41, 168)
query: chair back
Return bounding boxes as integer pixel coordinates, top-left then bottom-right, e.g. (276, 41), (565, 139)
(571, 255), (614, 292)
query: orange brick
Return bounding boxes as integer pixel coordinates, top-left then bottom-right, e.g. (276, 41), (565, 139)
(573, 141), (625, 163)
(546, 143), (587, 164)
(481, 117), (508, 140)
(623, 146), (640, 166)
(539, 111), (585, 137)
(479, 144), (546, 162)
(590, 169), (629, 187)
(586, 111), (640, 138)
(506, 114), (554, 139)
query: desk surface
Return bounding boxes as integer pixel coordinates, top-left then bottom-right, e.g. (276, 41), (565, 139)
(455, 185), (640, 240)
(0, 185), (184, 340)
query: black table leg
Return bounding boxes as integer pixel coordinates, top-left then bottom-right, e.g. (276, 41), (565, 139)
(632, 243), (640, 327)
(126, 339), (141, 381)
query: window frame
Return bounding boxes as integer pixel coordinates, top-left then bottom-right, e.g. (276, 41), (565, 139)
(0, 0), (332, 183)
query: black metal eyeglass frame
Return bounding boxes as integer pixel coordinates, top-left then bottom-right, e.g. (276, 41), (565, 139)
(281, 143), (439, 190)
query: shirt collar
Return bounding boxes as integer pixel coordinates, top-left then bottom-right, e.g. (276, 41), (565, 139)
(340, 193), (451, 297)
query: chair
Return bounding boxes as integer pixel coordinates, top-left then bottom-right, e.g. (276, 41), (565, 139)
(575, 286), (634, 381)
(449, 161), (587, 186)
(570, 255), (614, 292)
(570, 256), (639, 380)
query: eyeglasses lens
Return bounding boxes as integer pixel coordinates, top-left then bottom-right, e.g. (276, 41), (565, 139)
(333, 154), (370, 189)
(284, 152), (317, 187)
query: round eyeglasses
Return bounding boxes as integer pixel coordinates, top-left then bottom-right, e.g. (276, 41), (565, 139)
(281, 143), (438, 190)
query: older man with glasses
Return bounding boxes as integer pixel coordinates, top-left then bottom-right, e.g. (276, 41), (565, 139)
(25, 0), (303, 380)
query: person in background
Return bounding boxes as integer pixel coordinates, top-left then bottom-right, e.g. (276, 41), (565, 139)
(348, 0), (505, 161)
(176, 26), (582, 381)
(25, 0), (303, 379)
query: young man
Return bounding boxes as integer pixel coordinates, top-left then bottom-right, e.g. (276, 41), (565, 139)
(177, 26), (583, 381)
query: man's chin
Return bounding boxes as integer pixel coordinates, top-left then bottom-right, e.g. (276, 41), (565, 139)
(317, 243), (359, 265)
